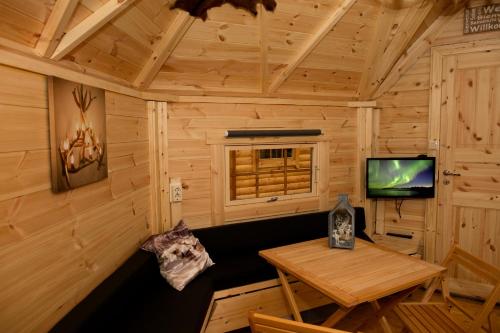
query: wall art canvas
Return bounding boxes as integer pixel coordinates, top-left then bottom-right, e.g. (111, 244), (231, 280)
(48, 77), (107, 192)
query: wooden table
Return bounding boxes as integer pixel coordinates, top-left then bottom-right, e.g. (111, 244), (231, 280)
(259, 238), (445, 332)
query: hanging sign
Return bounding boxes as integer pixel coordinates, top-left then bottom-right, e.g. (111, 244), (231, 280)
(464, 4), (500, 34)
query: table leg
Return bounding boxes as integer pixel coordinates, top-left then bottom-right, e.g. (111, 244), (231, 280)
(276, 268), (303, 322)
(321, 306), (354, 328)
(370, 301), (392, 333)
(356, 286), (418, 333)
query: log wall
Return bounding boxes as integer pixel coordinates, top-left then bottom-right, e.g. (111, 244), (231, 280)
(374, 2), (500, 252)
(0, 65), (151, 333)
(167, 102), (359, 228)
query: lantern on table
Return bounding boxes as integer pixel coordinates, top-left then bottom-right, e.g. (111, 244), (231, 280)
(328, 194), (355, 249)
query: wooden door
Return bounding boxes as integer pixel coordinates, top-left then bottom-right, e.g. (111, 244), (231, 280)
(434, 42), (500, 298)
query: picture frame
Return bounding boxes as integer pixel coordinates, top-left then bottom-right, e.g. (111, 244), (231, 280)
(328, 194), (355, 249)
(48, 77), (108, 193)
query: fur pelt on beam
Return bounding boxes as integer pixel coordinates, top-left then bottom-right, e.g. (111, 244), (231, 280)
(171, 0), (277, 21)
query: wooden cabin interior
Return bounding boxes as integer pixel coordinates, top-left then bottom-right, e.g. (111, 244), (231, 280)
(0, 0), (499, 332)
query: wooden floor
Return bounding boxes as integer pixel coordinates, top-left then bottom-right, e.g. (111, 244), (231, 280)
(232, 288), (500, 332)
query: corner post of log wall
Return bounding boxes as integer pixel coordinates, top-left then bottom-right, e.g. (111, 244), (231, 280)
(371, 108), (384, 236)
(318, 140), (330, 211)
(424, 47), (444, 264)
(356, 106), (376, 236)
(211, 145), (225, 225)
(147, 100), (171, 233)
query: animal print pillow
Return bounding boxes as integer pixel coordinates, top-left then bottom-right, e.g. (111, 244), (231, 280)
(141, 220), (214, 291)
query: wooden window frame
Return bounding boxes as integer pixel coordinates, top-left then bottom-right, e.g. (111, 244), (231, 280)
(224, 143), (319, 207)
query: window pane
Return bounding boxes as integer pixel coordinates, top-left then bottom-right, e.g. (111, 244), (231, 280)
(286, 147), (312, 195)
(229, 146), (314, 202)
(271, 149), (282, 158)
(259, 149), (270, 159)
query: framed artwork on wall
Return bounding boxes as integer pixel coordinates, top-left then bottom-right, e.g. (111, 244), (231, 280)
(48, 77), (107, 193)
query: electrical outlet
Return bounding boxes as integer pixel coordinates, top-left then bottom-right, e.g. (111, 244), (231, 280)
(429, 139), (439, 149)
(170, 180), (182, 202)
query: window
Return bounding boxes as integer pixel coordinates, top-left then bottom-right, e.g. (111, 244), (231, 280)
(259, 148), (293, 159)
(225, 144), (318, 205)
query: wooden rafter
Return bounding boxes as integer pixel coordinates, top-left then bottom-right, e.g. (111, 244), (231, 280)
(357, 0), (434, 99)
(267, 0), (357, 94)
(372, 1), (465, 98)
(51, 0), (136, 61)
(35, 0), (79, 57)
(134, 11), (195, 89)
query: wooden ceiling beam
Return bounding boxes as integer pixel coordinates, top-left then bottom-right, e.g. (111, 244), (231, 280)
(134, 12), (195, 89)
(35, 0), (79, 58)
(173, 95), (376, 107)
(0, 45), (147, 99)
(358, 0), (435, 99)
(51, 0), (136, 61)
(372, 1), (465, 98)
(267, 0), (357, 94)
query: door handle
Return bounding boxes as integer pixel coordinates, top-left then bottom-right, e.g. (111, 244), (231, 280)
(443, 170), (461, 176)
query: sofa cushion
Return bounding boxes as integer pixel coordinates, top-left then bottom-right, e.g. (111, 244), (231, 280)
(142, 220), (214, 291)
(51, 208), (372, 333)
(82, 272), (214, 333)
(50, 250), (213, 333)
(50, 250), (157, 333)
(193, 208), (371, 260)
(193, 211), (329, 259)
(207, 254), (278, 291)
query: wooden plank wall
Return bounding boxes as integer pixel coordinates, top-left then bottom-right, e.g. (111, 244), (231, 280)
(374, 3), (500, 252)
(375, 51), (430, 244)
(167, 102), (359, 229)
(0, 65), (151, 333)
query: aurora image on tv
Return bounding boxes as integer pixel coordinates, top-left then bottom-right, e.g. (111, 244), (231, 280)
(367, 158), (435, 198)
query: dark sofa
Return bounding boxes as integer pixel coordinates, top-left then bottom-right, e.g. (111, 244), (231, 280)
(50, 209), (371, 333)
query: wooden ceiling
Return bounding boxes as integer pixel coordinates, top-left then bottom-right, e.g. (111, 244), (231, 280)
(0, 0), (461, 100)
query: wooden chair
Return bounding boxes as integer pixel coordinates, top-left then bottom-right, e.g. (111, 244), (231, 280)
(394, 244), (500, 333)
(248, 311), (350, 333)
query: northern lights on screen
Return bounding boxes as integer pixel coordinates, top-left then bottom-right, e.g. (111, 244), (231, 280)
(367, 158), (435, 198)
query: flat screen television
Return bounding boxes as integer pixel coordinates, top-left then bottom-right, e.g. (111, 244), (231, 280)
(366, 157), (435, 198)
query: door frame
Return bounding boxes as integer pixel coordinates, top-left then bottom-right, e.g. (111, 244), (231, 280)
(425, 39), (500, 264)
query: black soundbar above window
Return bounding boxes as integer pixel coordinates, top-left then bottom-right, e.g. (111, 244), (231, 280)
(225, 129), (322, 138)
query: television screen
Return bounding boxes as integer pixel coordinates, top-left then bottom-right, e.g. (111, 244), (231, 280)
(366, 157), (435, 198)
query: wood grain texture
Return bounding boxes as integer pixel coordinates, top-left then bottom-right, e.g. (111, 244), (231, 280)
(35, 0), (79, 57)
(0, 1), (49, 48)
(52, 0), (137, 61)
(248, 311), (348, 333)
(260, 238), (444, 308)
(134, 11), (195, 89)
(167, 102), (359, 228)
(371, 3), (500, 277)
(206, 278), (334, 333)
(395, 244), (500, 333)
(0, 0), (496, 101)
(372, 52), (430, 249)
(432, 42), (500, 299)
(360, 0), (434, 98)
(267, 0), (357, 93)
(0, 65), (151, 333)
